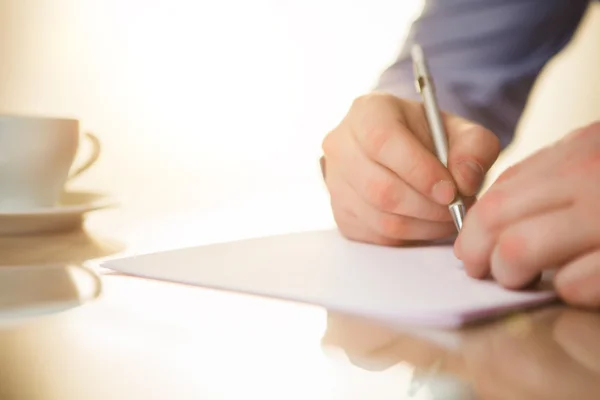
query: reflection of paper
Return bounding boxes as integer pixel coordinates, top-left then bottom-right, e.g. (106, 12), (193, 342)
(102, 229), (557, 327)
(395, 326), (464, 350)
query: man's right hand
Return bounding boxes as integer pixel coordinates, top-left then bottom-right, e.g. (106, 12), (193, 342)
(321, 92), (501, 245)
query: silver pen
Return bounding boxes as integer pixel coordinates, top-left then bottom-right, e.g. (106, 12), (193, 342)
(411, 44), (466, 231)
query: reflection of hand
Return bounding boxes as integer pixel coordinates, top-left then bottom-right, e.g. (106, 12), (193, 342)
(322, 313), (484, 399)
(321, 312), (406, 371)
(455, 122), (600, 308)
(322, 92), (500, 245)
(463, 308), (600, 399)
(321, 312), (467, 377)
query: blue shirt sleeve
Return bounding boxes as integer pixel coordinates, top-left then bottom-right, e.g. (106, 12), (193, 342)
(374, 0), (590, 149)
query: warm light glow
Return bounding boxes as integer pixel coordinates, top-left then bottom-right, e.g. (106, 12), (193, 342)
(0, 0), (424, 218)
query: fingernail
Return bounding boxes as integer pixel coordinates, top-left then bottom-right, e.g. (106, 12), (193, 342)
(456, 160), (484, 191)
(431, 180), (456, 205)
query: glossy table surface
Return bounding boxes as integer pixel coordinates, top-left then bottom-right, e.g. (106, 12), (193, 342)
(1, 186), (600, 400)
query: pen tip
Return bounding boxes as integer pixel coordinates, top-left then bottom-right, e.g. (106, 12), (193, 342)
(449, 203), (465, 231)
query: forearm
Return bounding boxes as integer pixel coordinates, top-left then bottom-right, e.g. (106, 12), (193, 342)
(374, 0), (590, 149)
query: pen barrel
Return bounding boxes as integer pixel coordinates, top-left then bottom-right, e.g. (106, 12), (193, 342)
(412, 44), (465, 231)
(420, 84), (450, 167)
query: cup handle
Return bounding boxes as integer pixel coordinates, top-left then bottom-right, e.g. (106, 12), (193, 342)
(68, 132), (101, 180)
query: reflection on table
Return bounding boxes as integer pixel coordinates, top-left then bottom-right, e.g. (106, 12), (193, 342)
(323, 305), (600, 399)
(0, 263), (600, 400)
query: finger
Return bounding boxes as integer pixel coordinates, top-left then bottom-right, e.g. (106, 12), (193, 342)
(327, 167), (420, 246)
(554, 309), (600, 375)
(332, 206), (407, 247)
(447, 118), (501, 197)
(327, 168), (406, 246)
(489, 207), (595, 289)
(555, 249), (600, 309)
(400, 100), (500, 196)
(327, 165), (456, 241)
(326, 131), (454, 222)
(349, 95), (457, 205)
(493, 141), (565, 186)
(495, 143), (563, 183)
(455, 179), (573, 279)
(331, 194), (405, 246)
(333, 209), (405, 246)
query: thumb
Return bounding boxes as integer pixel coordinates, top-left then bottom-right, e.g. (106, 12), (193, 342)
(446, 117), (501, 197)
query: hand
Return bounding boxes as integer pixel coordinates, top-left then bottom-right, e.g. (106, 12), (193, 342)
(455, 121), (600, 308)
(321, 92), (500, 245)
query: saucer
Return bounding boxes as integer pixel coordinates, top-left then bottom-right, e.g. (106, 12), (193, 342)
(0, 191), (118, 235)
(0, 264), (102, 326)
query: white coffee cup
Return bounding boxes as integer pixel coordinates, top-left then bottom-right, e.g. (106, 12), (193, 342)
(0, 115), (101, 211)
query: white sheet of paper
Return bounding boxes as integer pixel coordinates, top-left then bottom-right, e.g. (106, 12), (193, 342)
(102, 229), (557, 327)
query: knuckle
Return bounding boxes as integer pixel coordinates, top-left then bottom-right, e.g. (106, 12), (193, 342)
(364, 177), (398, 211)
(400, 137), (437, 185)
(405, 153), (441, 193)
(351, 93), (402, 159)
(475, 190), (505, 230)
(361, 125), (392, 158)
(428, 204), (454, 222)
(376, 214), (406, 238)
(497, 232), (528, 268)
(402, 152), (425, 183)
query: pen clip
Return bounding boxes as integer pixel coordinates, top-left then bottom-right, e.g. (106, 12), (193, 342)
(411, 44), (434, 94)
(414, 76), (426, 94)
(412, 62), (423, 94)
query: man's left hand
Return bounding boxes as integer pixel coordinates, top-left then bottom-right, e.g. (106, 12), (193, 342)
(454, 122), (600, 308)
